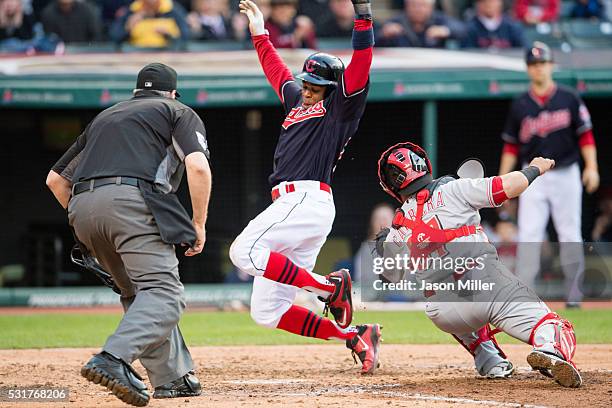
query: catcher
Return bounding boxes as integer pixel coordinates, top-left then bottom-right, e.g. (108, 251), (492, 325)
(375, 141), (582, 387)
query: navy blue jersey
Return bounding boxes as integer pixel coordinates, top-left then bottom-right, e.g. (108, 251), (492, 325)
(268, 76), (369, 186)
(501, 84), (592, 167)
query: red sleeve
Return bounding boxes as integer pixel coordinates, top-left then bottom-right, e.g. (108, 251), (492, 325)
(491, 176), (509, 205)
(514, 0), (528, 21)
(251, 34), (294, 102)
(344, 19), (373, 96)
(502, 142), (519, 156)
(541, 0), (560, 21)
(578, 129), (596, 148)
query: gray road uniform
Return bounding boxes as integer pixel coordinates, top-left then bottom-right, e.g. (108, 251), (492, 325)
(52, 90), (210, 387)
(382, 176), (574, 376)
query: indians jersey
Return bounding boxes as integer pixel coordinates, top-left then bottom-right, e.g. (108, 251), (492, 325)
(501, 84), (592, 167)
(269, 77), (369, 186)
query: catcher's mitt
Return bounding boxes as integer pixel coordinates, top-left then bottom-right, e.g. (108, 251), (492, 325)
(374, 227), (390, 258)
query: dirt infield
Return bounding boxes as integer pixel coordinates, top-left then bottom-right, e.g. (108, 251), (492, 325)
(1, 344), (610, 408)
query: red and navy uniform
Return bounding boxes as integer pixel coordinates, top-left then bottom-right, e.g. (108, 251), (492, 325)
(501, 84), (595, 167)
(252, 19), (374, 187)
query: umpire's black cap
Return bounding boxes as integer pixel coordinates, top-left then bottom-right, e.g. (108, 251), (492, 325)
(136, 63), (181, 97)
(525, 42), (553, 65)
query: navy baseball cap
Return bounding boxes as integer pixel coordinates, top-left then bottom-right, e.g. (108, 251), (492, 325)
(136, 63), (180, 97)
(525, 42), (553, 65)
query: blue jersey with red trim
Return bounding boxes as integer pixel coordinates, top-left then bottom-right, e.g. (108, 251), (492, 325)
(269, 76), (369, 186)
(501, 84), (592, 167)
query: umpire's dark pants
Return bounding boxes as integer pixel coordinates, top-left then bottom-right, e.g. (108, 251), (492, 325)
(68, 183), (194, 387)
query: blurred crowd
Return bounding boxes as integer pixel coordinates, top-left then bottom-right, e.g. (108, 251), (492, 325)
(1, 0), (611, 53)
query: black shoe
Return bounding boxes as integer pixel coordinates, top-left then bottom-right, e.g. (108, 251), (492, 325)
(81, 352), (150, 407)
(153, 371), (202, 399)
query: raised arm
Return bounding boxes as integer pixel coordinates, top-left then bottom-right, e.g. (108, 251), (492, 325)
(240, 0), (293, 101)
(499, 157), (556, 199)
(343, 0), (374, 95)
(445, 157), (555, 210)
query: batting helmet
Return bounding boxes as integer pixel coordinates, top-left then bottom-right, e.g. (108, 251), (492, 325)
(525, 41), (553, 65)
(296, 52), (345, 86)
(378, 142), (433, 202)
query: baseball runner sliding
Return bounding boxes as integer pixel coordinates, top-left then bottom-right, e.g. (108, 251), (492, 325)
(229, 0), (381, 374)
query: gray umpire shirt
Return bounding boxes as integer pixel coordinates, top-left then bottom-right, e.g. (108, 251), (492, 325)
(52, 90), (210, 192)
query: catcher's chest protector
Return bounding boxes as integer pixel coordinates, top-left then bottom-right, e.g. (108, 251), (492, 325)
(392, 189), (480, 259)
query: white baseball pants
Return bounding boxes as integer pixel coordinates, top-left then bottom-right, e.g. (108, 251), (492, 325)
(229, 181), (335, 328)
(516, 162), (584, 303)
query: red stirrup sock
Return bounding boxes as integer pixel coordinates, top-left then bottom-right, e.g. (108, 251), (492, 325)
(277, 305), (357, 341)
(264, 252), (335, 297)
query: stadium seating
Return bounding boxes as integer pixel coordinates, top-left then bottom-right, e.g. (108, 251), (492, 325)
(523, 23), (571, 49)
(564, 20), (612, 48)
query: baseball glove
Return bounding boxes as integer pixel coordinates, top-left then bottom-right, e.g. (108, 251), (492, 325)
(374, 227), (390, 258)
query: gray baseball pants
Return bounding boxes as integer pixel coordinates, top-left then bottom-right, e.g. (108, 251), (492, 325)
(424, 256), (551, 375)
(68, 183), (194, 387)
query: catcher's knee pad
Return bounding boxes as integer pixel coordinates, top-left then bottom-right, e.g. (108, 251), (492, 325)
(529, 312), (577, 362)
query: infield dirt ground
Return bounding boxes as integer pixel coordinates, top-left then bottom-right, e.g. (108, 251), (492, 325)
(1, 344), (610, 408)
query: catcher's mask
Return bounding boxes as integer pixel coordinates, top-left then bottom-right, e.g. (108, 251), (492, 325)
(377, 142), (433, 202)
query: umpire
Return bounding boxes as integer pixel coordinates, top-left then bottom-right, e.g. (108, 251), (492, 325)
(46, 63), (212, 406)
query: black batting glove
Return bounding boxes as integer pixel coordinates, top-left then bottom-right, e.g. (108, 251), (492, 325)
(352, 0), (372, 20)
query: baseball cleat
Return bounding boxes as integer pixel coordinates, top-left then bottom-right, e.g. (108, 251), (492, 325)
(527, 350), (582, 388)
(347, 324), (382, 375)
(322, 269), (353, 329)
(153, 371), (201, 399)
(81, 351), (150, 406)
(484, 360), (515, 379)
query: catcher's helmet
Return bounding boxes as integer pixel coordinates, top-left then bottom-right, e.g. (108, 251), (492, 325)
(378, 142), (433, 202)
(296, 52), (345, 86)
(525, 41), (553, 65)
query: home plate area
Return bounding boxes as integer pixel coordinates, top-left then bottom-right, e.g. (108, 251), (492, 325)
(1, 344), (610, 408)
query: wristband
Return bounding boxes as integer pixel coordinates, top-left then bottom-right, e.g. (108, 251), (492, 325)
(520, 166), (540, 185)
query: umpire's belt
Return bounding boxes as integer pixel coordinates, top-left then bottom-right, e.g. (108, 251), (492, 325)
(72, 176), (140, 196)
(271, 180), (332, 202)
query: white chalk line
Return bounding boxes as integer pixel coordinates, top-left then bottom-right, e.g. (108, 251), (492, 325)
(220, 381), (549, 407)
(223, 379), (309, 385)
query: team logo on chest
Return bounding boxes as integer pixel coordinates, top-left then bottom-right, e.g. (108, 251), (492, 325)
(282, 101), (327, 129)
(519, 109), (571, 143)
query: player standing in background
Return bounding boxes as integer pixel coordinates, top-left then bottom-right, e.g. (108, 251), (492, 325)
(377, 142), (582, 387)
(499, 42), (599, 308)
(229, 0), (381, 374)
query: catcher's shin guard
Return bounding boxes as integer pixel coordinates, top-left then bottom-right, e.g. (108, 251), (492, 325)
(527, 312), (581, 387)
(453, 324), (512, 377)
